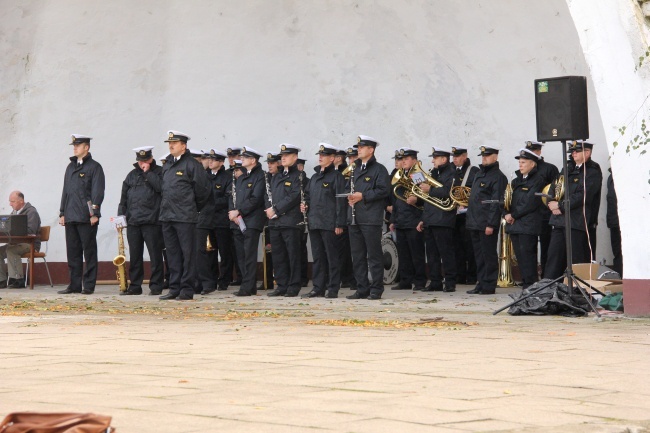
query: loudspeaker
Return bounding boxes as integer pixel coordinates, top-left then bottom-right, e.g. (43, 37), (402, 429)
(0, 214), (28, 236)
(534, 76), (589, 142)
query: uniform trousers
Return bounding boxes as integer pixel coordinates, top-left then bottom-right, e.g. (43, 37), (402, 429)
(337, 229), (356, 288)
(126, 224), (164, 292)
(395, 228), (427, 289)
(65, 223), (98, 291)
(309, 229), (341, 295)
(349, 224), (384, 297)
(270, 227), (302, 295)
(232, 227), (261, 295)
(259, 227), (274, 290)
(454, 216), (476, 284)
(609, 225), (623, 277)
(162, 222), (197, 299)
(470, 229), (499, 293)
(510, 233), (538, 289)
(230, 242), (242, 282)
(424, 226), (457, 289)
(0, 243), (31, 281)
(300, 231), (309, 284)
(538, 219), (552, 277)
(588, 225), (597, 261)
(215, 227), (234, 288)
(543, 227), (589, 280)
(162, 247), (170, 288)
(195, 227), (217, 292)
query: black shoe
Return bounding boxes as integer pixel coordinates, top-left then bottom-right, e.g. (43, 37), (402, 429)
(301, 291), (323, 298)
(217, 286), (229, 291)
(422, 285), (443, 292)
(391, 285), (411, 290)
(81, 289), (95, 295)
(479, 290), (496, 295)
(443, 286), (456, 293)
(267, 289), (286, 297)
(346, 292), (367, 300)
(231, 279), (242, 286)
(367, 293), (382, 300)
(466, 288), (481, 294)
(284, 292), (300, 297)
(121, 287), (142, 296)
(57, 287), (81, 294)
(0, 281), (7, 289)
(233, 290), (251, 297)
(201, 288), (218, 295)
(176, 294), (194, 300)
(9, 278), (25, 288)
(149, 290), (162, 296)
(159, 292), (179, 300)
(325, 291), (338, 298)
(412, 286), (425, 291)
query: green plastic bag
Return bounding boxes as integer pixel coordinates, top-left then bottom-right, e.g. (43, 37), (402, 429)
(598, 292), (624, 312)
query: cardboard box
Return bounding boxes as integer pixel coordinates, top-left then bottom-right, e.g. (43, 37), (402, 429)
(565, 263), (624, 294)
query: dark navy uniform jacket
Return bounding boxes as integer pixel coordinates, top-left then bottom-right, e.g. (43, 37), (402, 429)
(117, 161), (162, 226)
(344, 156), (389, 226)
(159, 150), (211, 224)
(422, 162), (456, 229)
(305, 163), (346, 231)
(504, 168), (545, 236)
(230, 162), (266, 231)
(466, 161), (507, 231)
(60, 153), (105, 223)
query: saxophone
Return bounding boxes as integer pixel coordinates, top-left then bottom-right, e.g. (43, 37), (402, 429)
(113, 226), (128, 292)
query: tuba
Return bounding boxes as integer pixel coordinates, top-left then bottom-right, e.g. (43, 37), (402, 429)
(497, 182), (516, 288)
(113, 226), (128, 292)
(391, 162), (455, 211)
(541, 175), (565, 206)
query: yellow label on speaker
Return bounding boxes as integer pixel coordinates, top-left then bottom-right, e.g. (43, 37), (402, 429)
(538, 81), (548, 93)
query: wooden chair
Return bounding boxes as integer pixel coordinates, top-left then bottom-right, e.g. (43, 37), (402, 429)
(22, 225), (53, 287)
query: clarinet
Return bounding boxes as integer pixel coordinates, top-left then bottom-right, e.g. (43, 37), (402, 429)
(231, 169), (237, 209)
(349, 163), (357, 225)
(298, 171), (308, 233)
(264, 171), (275, 214)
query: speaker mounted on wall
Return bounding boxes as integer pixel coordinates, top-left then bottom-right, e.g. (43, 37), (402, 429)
(534, 76), (589, 142)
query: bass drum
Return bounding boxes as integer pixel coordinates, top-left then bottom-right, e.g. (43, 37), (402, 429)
(381, 232), (399, 285)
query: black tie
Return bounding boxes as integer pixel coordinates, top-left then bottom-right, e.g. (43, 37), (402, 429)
(362, 164), (366, 170)
(284, 170), (288, 176)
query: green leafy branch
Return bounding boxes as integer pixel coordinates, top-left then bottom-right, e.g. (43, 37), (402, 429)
(613, 119), (648, 155)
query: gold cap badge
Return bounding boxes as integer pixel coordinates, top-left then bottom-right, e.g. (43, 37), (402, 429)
(139, 150), (146, 156)
(319, 144), (324, 151)
(168, 132), (174, 139)
(281, 144), (287, 151)
(480, 146), (486, 152)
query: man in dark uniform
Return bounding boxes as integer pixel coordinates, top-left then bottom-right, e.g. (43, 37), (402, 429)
(417, 147), (457, 292)
(466, 146), (507, 295)
(296, 157), (310, 287)
(58, 134), (105, 295)
(265, 144), (303, 297)
(346, 135), (390, 300)
(583, 144), (602, 260)
(194, 149), (219, 295)
(205, 149), (233, 293)
(158, 131), (211, 301)
(226, 147), (243, 286)
(337, 147), (357, 291)
(117, 146), (164, 296)
(606, 168), (622, 277)
(544, 141), (603, 279)
(259, 152), (280, 291)
(158, 152), (171, 289)
(386, 150), (402, 233)
(524, 140), (559, 277)
(451, 147), (478, 285)
(301, 143), (346, 298)
(504, 149), (545, 289)
(229, 146), (266, 297)
(390, 148), (426, 291)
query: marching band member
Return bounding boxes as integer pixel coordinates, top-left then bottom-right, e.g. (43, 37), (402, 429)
(159, 131), (211, 301)
(58, 134), (105, 295)
(265, 144), (303, 297)
(346, 135), (390, 300)
(206, 149), (233, 293)
(336, 147), (357, 291)
(524, 140), (559, 277)
(390, 148), (426, 291)
(259, 151), (280, 291)
(117, 146), (164, 296)
(297, 157), (310, 287)
(543, 141), (602, 279)
(417, 147), (457, 292)
(194, 150), (218, 295)
(226, 147), (243, 286)
(451, 147), (478, 285)
(465, 146), (507, 295)
(301, 143), (346, 298)
(504, 149), (545, 289)
(229, 148), (266, 296)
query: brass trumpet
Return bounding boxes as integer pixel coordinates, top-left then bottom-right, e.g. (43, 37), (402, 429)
(391, 162), (455, 211)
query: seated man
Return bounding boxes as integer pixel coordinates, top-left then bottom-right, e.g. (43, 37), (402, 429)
(0, 191), (41, 288)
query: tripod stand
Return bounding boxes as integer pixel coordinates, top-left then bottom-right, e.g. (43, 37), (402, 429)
(493, 140), (603, 317)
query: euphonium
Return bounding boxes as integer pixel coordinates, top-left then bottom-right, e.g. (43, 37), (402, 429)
(206, 234), (215, 252)
(497, 182), (516, 288)
(113, 226), (128, 293)
(391, 162), (455, 211)
(450, 185), (471, 207)
(541, 175), (565, 206)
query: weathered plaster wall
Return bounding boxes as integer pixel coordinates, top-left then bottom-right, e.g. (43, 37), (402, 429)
(1, 0), (611, 264)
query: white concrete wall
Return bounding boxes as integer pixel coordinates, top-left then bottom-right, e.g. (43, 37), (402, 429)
(1, 0), (612, 264)
(567, 0), (650, 280)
